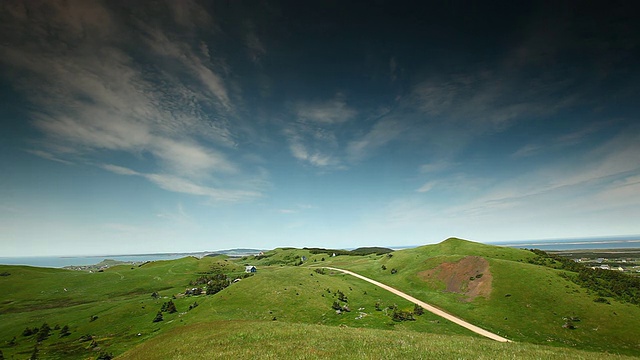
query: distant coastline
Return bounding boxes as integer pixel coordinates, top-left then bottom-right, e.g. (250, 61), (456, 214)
(0, 249), (263, 268)
(489, 235), (640, 251)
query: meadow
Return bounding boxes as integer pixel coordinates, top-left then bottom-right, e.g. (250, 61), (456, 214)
(1, 238), (639, 359)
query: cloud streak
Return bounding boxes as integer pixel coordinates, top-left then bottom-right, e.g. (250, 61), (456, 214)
(0, 0), (262, 201)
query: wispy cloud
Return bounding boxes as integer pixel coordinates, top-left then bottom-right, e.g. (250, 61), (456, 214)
(101, 164), (261, 202)
(293, 94), (356, 124)
(1, 0), (261, 201)
(347, 117), (406, 162)
(416, 181), (436, 193)
(283, 93), (356, 168)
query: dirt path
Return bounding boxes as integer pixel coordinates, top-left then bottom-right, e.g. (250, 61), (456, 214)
(324, 267), (511, 343)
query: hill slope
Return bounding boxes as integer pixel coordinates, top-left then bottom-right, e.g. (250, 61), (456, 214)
(327, 238), (640, 354)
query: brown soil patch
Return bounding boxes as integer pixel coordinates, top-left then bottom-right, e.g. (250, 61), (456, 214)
(418, 256), (492, 302)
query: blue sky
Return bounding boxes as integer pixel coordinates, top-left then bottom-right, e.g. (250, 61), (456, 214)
(1, 1), (639, 256)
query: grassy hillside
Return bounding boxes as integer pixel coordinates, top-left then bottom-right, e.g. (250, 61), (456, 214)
(119, 320), (638, 360)
(326, 238), (640, 355)
(2, 238), (640, 359)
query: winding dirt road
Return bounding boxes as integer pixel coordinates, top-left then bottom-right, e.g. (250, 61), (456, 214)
(324, 267), (511, 343)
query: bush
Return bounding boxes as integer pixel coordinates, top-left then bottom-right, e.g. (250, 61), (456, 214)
(381, 265), (387, 270)
(392, 310), (415, 322)
(36, 323), (51, 342)
(414, 304), (424, 316)
(153, 311), (163, 323)
(96, 351), (113, 360)
(59, 325), (71, 338)
(594, 297), (610, 304)
(161, 300), (177, 313)
(332, 301), (342, 310)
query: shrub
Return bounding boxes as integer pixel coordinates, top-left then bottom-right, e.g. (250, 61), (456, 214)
(392, 310), (415, 322)
(414, 304), (424, 316)
(90, 315), (99, 322)
(390, 268), (397, 274)
(23, 327), (35, 337)
(96, 351), (113, 360)
(153, 311), (163, 323)
(59, 325), (71, 338)
(36, 323), (51, 342)
(594, 297), (610, 304)
(29, 345), (39, 360)
(161, 300), (177, 313)
(381, 265), (387, 270)
(332, 301), (342, 311)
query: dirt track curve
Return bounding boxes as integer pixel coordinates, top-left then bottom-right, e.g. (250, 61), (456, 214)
(324, 267), (511, 343)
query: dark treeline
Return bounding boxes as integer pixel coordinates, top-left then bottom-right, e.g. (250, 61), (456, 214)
(303, 247), (393, 256)
(528, 249), (640, 305)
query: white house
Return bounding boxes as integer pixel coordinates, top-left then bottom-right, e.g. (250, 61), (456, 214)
(245, 265), (257, 273)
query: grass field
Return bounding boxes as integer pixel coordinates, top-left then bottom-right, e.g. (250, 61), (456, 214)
(1, 238), (640, 359)
(119, 320), (639, 360)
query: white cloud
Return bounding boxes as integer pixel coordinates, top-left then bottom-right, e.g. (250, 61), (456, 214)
(101, 164), (261, 202)
(294, 94), (356, 124)
(347, 118), (406, 162)
(416, 181), (436, 193)
(0, 0), (260, 200)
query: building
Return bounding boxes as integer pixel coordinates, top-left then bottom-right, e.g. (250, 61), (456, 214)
(245, 265), (257, 273)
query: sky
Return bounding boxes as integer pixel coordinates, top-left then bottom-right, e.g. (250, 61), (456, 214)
(1, 1), (639, 257)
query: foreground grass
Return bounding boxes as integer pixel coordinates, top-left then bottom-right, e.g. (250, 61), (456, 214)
(120, 320), (638, 360)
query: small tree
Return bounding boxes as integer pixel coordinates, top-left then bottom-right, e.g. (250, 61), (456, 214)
(59, 325), (71, 337)
(332, 301), (342, 310)
(414, 304), (424, 316)
(153, 311), (163, 323)
(29, 345), (39, 360)
(36, 323), (51, 342)
(97, 352), (113, 360)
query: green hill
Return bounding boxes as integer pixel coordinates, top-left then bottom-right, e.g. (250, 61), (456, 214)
(1, 238), (640, 359)
(328, 238), (640, 354)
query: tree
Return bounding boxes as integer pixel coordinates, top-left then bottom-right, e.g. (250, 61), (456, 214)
(161, 300), (177, 313)
(59, 325), (71, 337)
(0, 349), (4, 360)
(36, 323), (51, 342)
(414, 304), (424, 316)
(29, 345), (39, 360)
(97, 352), (113, 360)
(153, 311), (163, 323)
(23, 327), (34, 337)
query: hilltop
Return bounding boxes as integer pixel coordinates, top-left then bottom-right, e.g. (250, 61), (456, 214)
(1, 238), (639, 359)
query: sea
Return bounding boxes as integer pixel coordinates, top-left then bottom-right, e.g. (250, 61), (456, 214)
(0, 253), (191, 268)
(488, 236), (640, 251)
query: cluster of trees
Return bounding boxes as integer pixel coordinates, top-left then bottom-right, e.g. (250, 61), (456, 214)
(374, 303), (423, 322)
(153, 300), (178, 323)
(303, 247), (393, 256)
(330, 289), (350, 313)
(21, 323), (66, 342)
(528, 249), (640, 304)
(189, 273), (232, 295)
